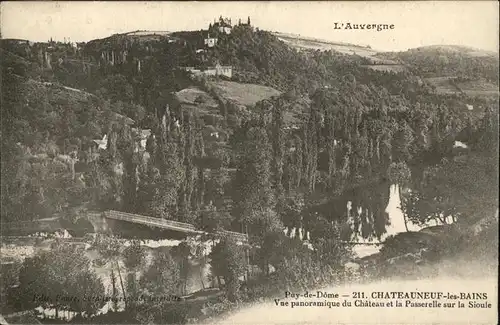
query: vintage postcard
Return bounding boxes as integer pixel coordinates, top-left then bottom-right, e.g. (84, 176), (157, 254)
(1, 1), (498, 324)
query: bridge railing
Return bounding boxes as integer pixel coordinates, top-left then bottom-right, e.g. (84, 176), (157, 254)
(104, 210), (197, 232)
(103, 210), (248, 242)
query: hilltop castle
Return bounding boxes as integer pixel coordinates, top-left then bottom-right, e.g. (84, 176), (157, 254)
(209, 16), (252, 35)
(212, 16), (232, 34)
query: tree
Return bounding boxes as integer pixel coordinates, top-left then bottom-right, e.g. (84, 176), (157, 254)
(139, 250), (182, 297)
(249, 207), (283, 242)
(0, 261), (22, 313)
(277, 192), (305, 236)
(123, 240), (146, 270)
(87, 157), (114, 210)
(403, 152), (498, 226)
(137, 164), (161, 215)
(95, 74), (134, 104)
(199, 203), (233, 232)
(258, 231), (323, 290)
(258, 231), (298, 275)
(119, 127), (138, 213)
(232, 126), (274, 235)
(209, 239), (246, 302)
(94, 234), (127, 308)
(205, 167), (230, 209)
(308, 218), (353, 269)
(270, 95), (285, 196)
(392, 121), (415, 162)
(402, 109), (498, 227)
(170, 242), (191, 296)
(72, 268), (107, 316)
(123, 240), (146, 311)
(18, 245), (105, 317)
(154, 109), (185, 220)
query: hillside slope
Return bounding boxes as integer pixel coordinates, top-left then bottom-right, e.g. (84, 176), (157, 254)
(2, 22), (498, 242)
(378, 46), (498, 81)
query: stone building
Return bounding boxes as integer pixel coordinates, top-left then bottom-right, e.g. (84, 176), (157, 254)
(180, 63), (232, 79)
(212, 16), (232, 35)
(204, 34), (218, 48)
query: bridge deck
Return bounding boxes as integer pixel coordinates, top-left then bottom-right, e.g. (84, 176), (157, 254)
(104, 210), (201, 234)
(103, 210), (248, 242)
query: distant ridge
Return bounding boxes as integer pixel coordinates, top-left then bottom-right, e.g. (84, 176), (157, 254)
(271, 31), (393, 62)
(120, 30), (172, 36)
(272, 31), (372, 50)
(86, 30), (174, 45)
(403, 44), (498, 57)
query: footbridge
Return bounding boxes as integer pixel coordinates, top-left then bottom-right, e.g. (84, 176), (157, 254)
(99, 210), (248, 243)
(103, 210), (200, 234)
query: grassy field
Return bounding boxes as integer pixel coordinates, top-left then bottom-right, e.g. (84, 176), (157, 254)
(208, 80), (281, 107)
(455, 80), (499, 96)
(362, 64), (407, 73)
(425, 77), (499, 96)
(425, 77), (462, 94)
(175, 87), (219, 108)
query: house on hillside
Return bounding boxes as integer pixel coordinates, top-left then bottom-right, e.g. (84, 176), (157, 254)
(179, 63), (232, 78)
(204, 34), (218, 48)
(452, 140), (470, 159)
(453, 141), (468, 149)
(213, 63), (232, 78)
(93, 134), (108, 150)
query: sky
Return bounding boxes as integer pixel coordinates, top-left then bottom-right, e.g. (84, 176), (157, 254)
(1, 1), (499, 52)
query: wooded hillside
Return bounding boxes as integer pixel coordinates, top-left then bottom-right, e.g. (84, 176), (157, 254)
(1, 26), (498, 244)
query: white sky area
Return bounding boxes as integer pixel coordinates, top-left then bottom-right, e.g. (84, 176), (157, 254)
(1, 1), (498, 52)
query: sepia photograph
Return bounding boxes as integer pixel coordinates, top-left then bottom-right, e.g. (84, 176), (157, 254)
(0, 1), (498, 324)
